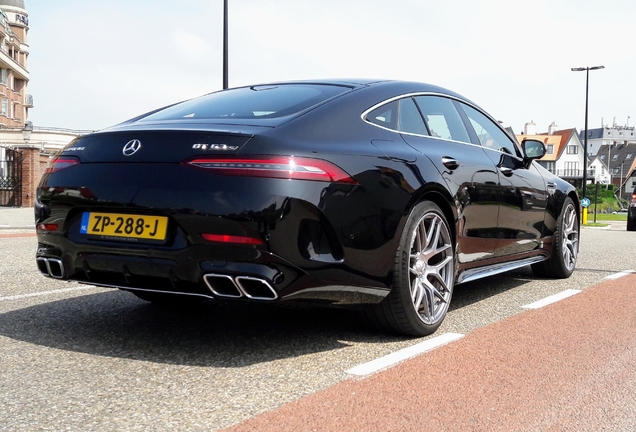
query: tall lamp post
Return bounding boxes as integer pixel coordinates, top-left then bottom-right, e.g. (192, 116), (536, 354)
(223, 0), (228, 89)
(571, 65), (604, 199)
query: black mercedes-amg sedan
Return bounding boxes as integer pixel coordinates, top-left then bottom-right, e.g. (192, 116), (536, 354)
(35, 79), (580, 336)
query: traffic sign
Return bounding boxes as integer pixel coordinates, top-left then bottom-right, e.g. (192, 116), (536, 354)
(581, 198), (591, 208)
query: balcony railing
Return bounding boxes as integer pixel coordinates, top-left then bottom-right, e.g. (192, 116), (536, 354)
(553, 169), (595, 178)
(556, 169), (582, 177)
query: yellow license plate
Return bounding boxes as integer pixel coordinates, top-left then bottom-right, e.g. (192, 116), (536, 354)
(80, 212), (168, 241)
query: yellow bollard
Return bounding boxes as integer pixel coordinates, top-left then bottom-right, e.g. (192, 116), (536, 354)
(582, 207), (588, 225)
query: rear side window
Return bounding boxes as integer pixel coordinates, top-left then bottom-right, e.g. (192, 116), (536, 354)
(398, 98), (428, 135)
(366, 100), (399, 130)
(138, 84), (351, 122)
(413, 96), (471, 143)
(365, 97), (428, 135)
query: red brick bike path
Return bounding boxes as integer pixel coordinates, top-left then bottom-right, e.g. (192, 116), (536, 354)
(226, 274), (636, 431)
(0, 232), (36, 238)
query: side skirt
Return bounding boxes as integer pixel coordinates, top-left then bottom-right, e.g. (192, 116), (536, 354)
(457, 256), (547, 284)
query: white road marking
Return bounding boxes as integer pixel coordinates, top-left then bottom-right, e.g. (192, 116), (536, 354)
(0, 286), (100, 302)
(345, 332), (464, 377)
(522, 289), (581, 309)
(603, 270), (636, 280)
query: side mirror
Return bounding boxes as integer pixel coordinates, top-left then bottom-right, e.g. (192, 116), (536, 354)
(521, 139), (546, 160)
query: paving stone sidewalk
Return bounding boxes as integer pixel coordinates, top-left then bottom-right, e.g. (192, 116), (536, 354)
(0, 207), (35, 229)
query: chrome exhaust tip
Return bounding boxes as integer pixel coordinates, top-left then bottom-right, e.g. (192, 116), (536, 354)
(36, 257), (66, 279)
(235, 276), (278, 300)
(203, 274), (278, 301)
(203, 274), (243, 299)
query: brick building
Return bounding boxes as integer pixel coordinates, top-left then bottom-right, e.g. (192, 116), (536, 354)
(0, 0), (31, 128)
(0, 1), (83, 207)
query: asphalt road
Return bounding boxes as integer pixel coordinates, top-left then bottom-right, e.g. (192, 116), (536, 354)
(0, 221), (634, 431)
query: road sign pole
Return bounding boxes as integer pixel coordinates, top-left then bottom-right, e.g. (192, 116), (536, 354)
(581, 197), (591, 225)
(594, 183), (599, 223)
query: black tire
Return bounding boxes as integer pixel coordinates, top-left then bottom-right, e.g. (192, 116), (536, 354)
(627, 216), (636, 231)
(365, 201), (455, 337)
(531, 197), (579, 278)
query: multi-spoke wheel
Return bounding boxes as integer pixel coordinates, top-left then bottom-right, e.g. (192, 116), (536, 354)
(366, 201), (455, 336)
(532, 197), (579, 278)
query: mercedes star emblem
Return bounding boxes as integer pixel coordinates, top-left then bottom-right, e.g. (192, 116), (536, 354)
(123, 139), (142, 156)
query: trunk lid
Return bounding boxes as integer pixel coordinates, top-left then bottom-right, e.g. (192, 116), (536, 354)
(60, 129), (255, 163)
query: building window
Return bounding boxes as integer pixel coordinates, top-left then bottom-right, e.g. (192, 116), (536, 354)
(545, 161), (555, 173)
(600, 154), (606, 160)
(0, 69), (7, 85)
(546, 144), (554, 154)
(613, 154), (619, 160)
(540, 161), (555, 173)
(564, 161), (579, 176)
(1, 98), (7, 116)
(566, 145), (578, 154)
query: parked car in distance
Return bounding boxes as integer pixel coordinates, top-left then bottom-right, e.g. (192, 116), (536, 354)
(35, 79), (580, 336)
(628, 186), (636, 231)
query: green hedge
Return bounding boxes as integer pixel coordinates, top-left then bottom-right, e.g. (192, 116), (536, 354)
(577, 184), (622, 213)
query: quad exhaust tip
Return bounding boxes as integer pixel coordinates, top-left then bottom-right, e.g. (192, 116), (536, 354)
(36, 257), (66, 279)
(203, 274), (278, 301)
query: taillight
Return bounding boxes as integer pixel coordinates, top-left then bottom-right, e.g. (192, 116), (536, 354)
(631, 194), (636, 203)
(184, 156), (358, 184)
(36, 224), (59, 232)
(46, 156), (80, 174)
(201, 233), (264, 245)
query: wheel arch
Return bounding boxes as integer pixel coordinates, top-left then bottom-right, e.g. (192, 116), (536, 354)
(407, 184), (457, 245)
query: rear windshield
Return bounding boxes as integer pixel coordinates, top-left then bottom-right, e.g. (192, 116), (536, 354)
(138, 84), (351, 122)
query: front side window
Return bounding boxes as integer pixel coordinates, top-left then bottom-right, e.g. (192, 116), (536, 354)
(460, 103), (518, 156)
(413, 96), (470, 143)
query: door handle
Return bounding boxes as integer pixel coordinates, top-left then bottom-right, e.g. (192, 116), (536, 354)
(499, 166), (514, 177)
(441, 157), (459, 170)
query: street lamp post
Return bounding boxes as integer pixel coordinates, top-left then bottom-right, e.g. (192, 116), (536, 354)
(223, 0), (228, 89)
(571, 65), (604, 200)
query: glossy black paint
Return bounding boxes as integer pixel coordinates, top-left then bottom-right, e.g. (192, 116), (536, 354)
(35, 80), (579, 307)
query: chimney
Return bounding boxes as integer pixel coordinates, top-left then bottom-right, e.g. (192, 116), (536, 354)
(548, 121), (558, 135)
(524, 120), (536, 135)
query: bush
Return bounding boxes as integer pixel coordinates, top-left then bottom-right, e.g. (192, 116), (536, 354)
(577, 184), (621, 212)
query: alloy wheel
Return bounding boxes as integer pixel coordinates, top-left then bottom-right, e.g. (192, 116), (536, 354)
(408, 212), (454, 325)
(561, 202), (579, 271)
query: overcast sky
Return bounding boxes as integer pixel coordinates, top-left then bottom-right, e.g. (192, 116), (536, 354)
(25, 0), (636, 133)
